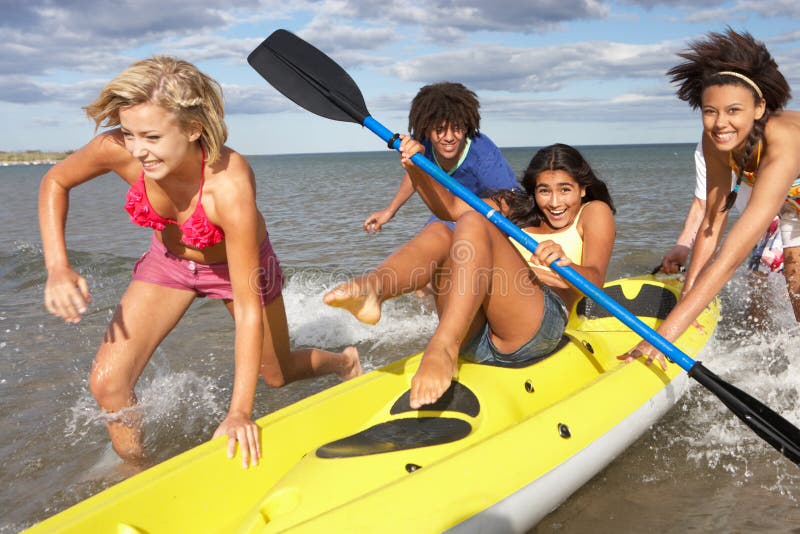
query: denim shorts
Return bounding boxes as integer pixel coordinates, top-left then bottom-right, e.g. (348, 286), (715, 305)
(460, 285), (568, 365)
(132, 233), (284, 305)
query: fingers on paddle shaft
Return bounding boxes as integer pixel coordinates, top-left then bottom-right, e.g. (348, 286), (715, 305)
(248, 29), (370, 123)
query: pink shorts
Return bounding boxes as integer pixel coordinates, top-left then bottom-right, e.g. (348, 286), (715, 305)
(132, 234), (284, 305)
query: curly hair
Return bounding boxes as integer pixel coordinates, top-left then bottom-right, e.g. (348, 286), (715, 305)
(84, 56), (227, 164)
(493, 143), (615, 228)
(666, 28), (791, 211)
(408, 82), (480, 141)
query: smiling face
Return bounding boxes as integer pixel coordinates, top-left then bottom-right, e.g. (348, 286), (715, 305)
(701, 84), (766, 154)
(427, 122), (467, 170)
(119, 102), (201, 180)
(534, 169), (586, 230)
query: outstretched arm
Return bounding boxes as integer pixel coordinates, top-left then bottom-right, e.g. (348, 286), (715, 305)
(363, 172), (415, 233)
(682, 136), (734, 295)
(39, 131), (134, 323)
(209, 154), (265, 469)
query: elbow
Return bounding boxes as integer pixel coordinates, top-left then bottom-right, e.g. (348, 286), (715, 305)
(38, 172), (68, 206)
(584, 270), (606, 290)
(237, 305), (263, 328)
(38, 173), (55, 202)
(231, 298), (264, 330)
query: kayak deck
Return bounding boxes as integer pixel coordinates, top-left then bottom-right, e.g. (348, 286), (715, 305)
(26, 275), (719, 533)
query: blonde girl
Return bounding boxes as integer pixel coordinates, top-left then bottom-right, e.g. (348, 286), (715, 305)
(39, 56), (360, 468)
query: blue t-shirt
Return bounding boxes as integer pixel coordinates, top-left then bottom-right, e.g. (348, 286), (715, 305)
(422, 132), (516, 225)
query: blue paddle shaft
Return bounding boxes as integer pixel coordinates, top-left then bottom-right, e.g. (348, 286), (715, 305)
(362, 115), (697, 372)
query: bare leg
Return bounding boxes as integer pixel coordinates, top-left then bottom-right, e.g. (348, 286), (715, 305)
(324, 222), (452, 324)
(89, 281), (196, 462)
(410, 212), (545, 408)
(783, 246), (800, 322)
(225, 295), (362, 388)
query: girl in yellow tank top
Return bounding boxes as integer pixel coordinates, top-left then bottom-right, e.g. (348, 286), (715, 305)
(324, 143), (616, 410)
(493, 144), (616, 308)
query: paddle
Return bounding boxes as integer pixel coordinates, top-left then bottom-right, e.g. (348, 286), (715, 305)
(248, 29), (800, 466)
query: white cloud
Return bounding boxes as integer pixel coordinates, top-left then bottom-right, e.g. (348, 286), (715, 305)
(684, 0), (800, 22)
(343, 0), (609, 29)
(386, 40), (678, 92)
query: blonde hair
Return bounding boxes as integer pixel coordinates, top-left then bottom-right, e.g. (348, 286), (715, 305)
(84, 56), (227, 163)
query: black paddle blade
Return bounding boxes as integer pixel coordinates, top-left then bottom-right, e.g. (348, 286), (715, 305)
(689, 363), (800, 465)
(248, 29), (370, 124)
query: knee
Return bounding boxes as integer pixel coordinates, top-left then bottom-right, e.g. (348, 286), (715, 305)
(427, 221), (455, 240)
(260, 368), (287, 388)
(456, 210), (489, 231)
(453, 211), (493, 244)
(457, 210), (483, 223)
(88, 365), (133, 408)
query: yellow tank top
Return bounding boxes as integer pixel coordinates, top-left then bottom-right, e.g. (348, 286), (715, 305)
(510, 203), (587, 271)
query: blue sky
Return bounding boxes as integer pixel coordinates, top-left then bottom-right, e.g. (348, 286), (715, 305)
(1, 0), (799, 155)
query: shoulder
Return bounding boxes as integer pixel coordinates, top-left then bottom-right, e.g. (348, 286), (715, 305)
(581, 200), (613, 218)
(759, 112), (800, 181)
(202, 148), (262, 231)
(578, 201), (615, 230)
(765, 111), (800, 150)
(86, 130), (134, 167)
(208, 147), (253, 180)
(47, 129), (140, 185)
(693, 140), (705, 167)
(469, 133), (502, 155)
(206, 147), (256, 205)
(466, 134), (515, 176)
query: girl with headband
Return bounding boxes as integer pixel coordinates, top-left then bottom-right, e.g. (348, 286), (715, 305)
(621, 28), (800, 369)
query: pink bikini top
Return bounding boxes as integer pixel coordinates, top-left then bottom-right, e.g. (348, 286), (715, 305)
(124, 147), (225, 248)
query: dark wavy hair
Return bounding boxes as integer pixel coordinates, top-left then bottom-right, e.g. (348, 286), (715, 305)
(493, 143), (615, 228)
(408, 82), (480, 141)
(666, 28), (791, 211)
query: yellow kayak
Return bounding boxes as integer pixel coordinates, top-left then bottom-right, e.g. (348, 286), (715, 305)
(26, 274), (719, 533)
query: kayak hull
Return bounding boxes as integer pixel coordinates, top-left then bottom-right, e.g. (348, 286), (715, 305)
(450, 373), (688, 532)
(26, 275), (719, 533)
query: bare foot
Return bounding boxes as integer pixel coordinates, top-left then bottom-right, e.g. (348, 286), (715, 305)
(409, 340), (459, 409)
(116, 455), (153, 477)
(105, 406), (147, 464)
(323, 276), (382, 325)
(338, 346), (363, 380)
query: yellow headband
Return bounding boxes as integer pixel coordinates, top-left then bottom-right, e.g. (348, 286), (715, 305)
(717, 71), (763, 99)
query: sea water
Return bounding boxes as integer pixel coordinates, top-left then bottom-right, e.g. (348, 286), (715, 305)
(1, 144), (798, 532)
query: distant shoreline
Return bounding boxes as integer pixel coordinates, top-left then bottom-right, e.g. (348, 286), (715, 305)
(0, 151), (72, 166)
(1, 141), (698, 165)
